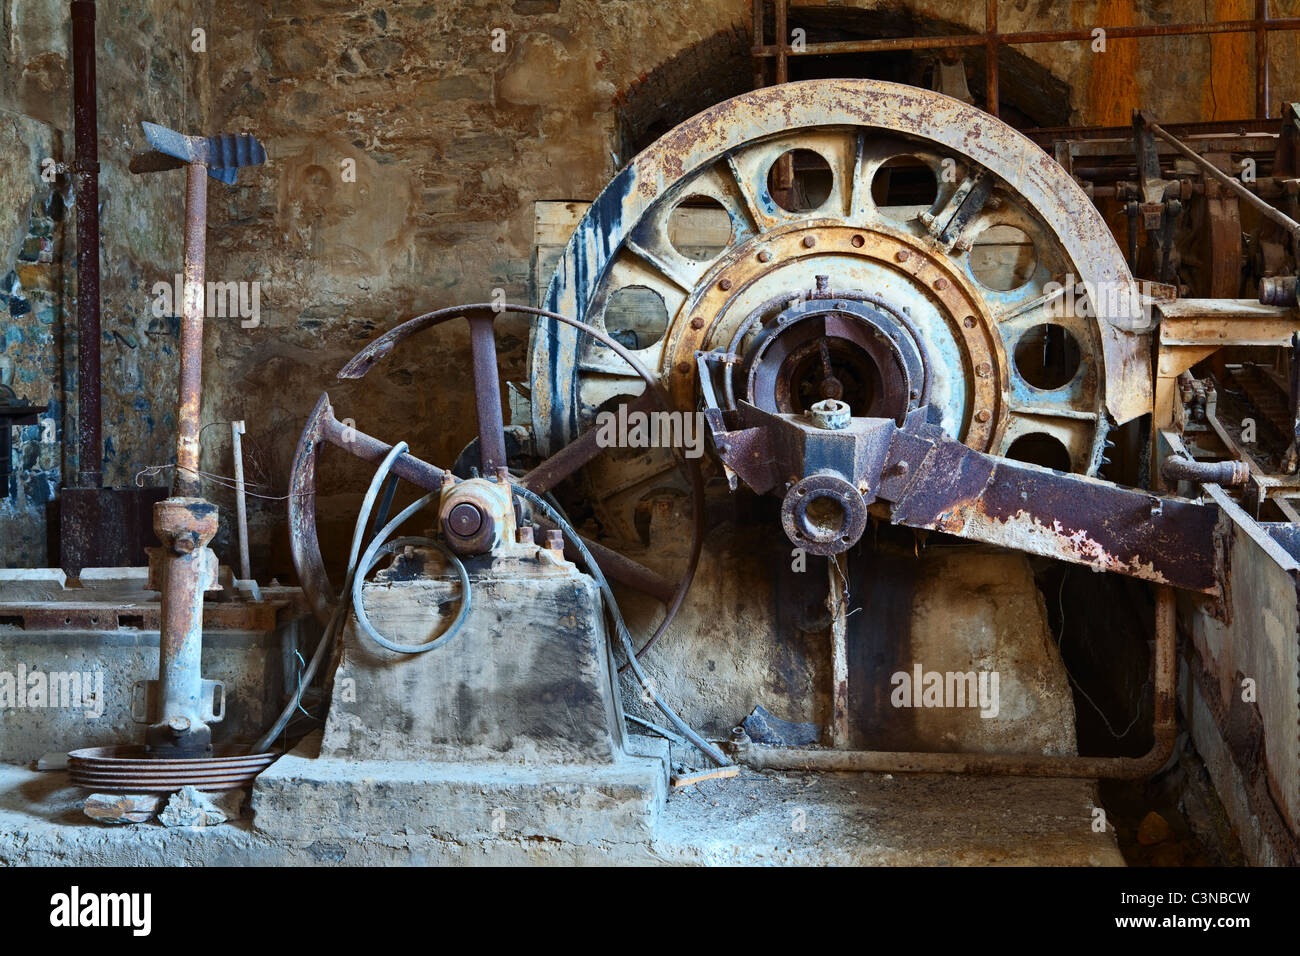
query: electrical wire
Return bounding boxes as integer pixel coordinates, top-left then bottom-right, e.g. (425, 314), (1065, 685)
(249, 440), (411, 753)
(508, 479), (731, 766)
(253, 446), (722, 765)
(351, 521), (470, 654)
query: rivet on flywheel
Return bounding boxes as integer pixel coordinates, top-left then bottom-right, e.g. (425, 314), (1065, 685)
(718, 278), (733, 291)
(963, 315), (977, 329)
(976, 362), (992, 378)
(802, 236), (816, 248)
(851, 235), (865, 248)
(758, 250), (772, 262)
(677, 361), (692, 374)
(690, 316), (705, 330)
(934, 278), (948, 291)
(975, 409), (991, 423)
(895, 249), (910, 262)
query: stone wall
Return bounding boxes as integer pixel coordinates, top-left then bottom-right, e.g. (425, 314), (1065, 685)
(0, 0), (204, 565)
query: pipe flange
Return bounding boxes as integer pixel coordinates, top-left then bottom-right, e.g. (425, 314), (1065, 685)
(780, 474), (867, 556)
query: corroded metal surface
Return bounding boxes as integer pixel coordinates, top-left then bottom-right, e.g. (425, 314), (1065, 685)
(533, 78), (1151, 465)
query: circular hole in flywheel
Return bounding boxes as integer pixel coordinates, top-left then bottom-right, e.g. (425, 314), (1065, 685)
(870, 155), (939, 219)
(1014, 323), (1082, 391)
(1005, 433), (1073, 472)
(767, 149), (833, 213)
(601, 285), (669, 350)
(667, 195), (734, 262)
(970, 223), (1038, 291)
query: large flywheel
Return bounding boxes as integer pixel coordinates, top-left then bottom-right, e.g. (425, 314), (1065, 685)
(531, 79), (1151, 509)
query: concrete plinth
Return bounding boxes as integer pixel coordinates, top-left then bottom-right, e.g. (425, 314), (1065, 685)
(250, 737), (670, 847)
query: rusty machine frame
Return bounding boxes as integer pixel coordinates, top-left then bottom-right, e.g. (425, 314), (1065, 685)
(277, 13), (1300, 866)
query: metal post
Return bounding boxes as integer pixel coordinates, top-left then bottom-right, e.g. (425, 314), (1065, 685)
(231, 420), (251, 581)
(985, 0), (999, 118)
(71, 0), (101, 489)
(130, 121), (264, 756)
(827, 554), (850, 748)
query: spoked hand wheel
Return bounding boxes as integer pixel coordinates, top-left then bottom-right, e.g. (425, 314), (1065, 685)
(287, 303), (705, 662)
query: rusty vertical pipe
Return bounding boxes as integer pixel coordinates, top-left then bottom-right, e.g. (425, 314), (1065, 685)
(774, 0), (787, 85)
(174, 162), (208, 498)
(147, 498), (219, 756)
(773, 0), (792, 190)
(71, 0), (101, 488)
(985, 0), (999, 118)
(147, 159), (215, 755)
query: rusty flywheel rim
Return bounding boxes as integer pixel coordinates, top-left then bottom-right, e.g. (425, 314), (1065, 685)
(531, 79), (1150, 482)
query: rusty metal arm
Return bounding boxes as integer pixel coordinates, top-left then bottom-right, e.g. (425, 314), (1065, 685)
(878, 425), (1225, 595)
(706, 397), (1226, 594)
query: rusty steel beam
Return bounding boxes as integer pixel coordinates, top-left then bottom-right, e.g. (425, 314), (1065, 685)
(880, 426), (1224, 595)
(71, 0), (101, 488)
(732, 586), (1176, 778)
(0, 600), (284, 632)
(750, 17), (1300, 58)
(984, 0), (998, 117)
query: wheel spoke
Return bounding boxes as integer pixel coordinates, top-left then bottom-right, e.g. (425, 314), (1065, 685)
(522, 391), (657, 495)
(468, 313), (507, 474)
(319, 406), (445, 490)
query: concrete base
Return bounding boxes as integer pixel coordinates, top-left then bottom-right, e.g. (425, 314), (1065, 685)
(0, 760), (1123, 866)
(250, 734), (671, 846)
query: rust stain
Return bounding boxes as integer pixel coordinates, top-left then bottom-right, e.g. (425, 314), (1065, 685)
(1203, 0), (1255, 120)
(1084, 0), (1140, 126)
